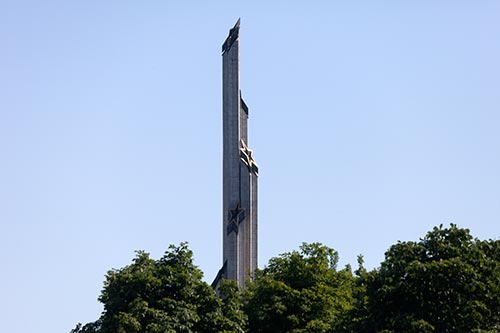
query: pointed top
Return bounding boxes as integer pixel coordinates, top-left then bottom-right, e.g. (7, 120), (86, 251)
(222, 18), (241, 55)
(234, 18), (241, 30)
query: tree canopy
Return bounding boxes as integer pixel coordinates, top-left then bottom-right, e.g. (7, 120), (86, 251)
(72, 225), (500, 333)
(352, 224), (500, 333)
(71, 243), (245, 333)
(244, 243), (354, 333)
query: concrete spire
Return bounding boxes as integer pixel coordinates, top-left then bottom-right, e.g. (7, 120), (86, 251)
(213, 19), (258, 289)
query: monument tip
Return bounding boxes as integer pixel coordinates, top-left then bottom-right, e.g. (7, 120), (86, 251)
(222, 18), (241, 55)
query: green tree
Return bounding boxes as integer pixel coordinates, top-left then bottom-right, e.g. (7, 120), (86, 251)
(71, 243), (245, 333)
(354, 224), (500, 333)
(244, 242), (355, 333)
(218, 280), (248, 333)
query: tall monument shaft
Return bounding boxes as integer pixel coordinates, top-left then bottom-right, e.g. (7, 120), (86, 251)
(215, 19), (258, 287)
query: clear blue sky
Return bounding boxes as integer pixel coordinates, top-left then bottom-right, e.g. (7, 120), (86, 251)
(1, 1), (499, 332)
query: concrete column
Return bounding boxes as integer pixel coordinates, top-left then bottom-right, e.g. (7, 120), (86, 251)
(217, 19), (258, 288)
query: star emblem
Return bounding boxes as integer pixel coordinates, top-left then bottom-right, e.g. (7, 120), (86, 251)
(240, 140), (259, 175)
(227, 203), (246, 235)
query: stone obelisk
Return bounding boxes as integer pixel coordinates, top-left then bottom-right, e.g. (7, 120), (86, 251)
(213, 19), (258, 288)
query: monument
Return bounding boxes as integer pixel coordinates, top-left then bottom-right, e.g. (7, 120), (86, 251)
(212, 19), (258, 288)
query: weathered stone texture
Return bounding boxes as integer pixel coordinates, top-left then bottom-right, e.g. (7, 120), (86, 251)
(218, 19), (258, 287)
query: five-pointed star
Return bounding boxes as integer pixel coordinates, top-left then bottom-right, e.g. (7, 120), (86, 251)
(228, 203), (245, 224)
(240, 140), (258, 171)
(227, 203), (245, 235)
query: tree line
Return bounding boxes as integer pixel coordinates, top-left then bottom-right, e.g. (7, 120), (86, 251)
(71, 224), (500, 333)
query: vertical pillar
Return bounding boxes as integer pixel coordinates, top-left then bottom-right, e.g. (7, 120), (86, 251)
(215, 19), (258, 289)
(222, 19), (241, 282)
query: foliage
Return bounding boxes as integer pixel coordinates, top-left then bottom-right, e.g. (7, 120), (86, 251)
(71, 225), (500, 333)
(352, 224), (500, 333)
(244, 242), (355, 333)
(218, 279), (248, 333)
(70, 242), (245, 333)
